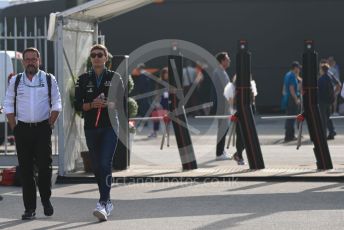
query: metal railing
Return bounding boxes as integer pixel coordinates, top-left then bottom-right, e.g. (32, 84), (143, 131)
(1, 16), (58, 156)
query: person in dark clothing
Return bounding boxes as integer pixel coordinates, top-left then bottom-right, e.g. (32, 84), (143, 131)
(148, 67), (169, 138)
(322, 58), (341, 140)
(132, 63), (153, 118)
(214, 52), (231, 161)
(281, 61), (302, 142)
(74, 44), (124, 221)
(224, 74), (257, 165)
(318, 63), (335, 137)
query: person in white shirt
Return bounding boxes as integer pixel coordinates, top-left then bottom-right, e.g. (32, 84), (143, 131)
(214, 52), (231, 161)
(4, 47), (62, 220)
(223, 75), (258, 165)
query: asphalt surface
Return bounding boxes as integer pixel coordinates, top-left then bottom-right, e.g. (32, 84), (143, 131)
(1, 181), (344, 230)
(1, 117), (344, 229)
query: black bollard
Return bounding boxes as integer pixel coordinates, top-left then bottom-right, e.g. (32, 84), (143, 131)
(112, 55), (129, 170)
(236, 40), (265, 169)
(168, 55), (197, 170)
(302, 40), (333, 170)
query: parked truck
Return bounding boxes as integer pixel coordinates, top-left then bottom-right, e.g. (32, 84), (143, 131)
(0, 51), (23, 144)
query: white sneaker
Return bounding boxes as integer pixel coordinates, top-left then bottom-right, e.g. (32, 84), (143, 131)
(216, 152), (232, 161)
(105, 200), (113, 216)
(93, 202), (107, 221)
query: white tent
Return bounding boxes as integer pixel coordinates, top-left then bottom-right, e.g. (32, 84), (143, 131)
(58, 0), (152, 22)
(49, 0), (153, 176)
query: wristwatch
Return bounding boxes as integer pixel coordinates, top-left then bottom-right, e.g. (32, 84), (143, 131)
(50, 124), (55, 129)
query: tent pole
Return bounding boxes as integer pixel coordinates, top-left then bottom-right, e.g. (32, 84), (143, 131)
(57, 16), (65, 177)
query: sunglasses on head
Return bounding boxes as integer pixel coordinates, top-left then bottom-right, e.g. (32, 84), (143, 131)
(90, 52), (104, 58)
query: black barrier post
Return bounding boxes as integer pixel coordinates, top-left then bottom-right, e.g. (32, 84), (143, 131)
(236, 40), (265, 169)
(302, 40), (333, 170)
(112, 55), (130, 170)
(168, 55), (197, 170)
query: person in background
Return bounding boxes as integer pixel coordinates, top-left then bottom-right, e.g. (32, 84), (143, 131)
(148, 67), (169, 138)
(325, 58), (342, 139)
(214, 52), (231, 160)
(224, 74), (258, 165)
(133, 63), (153, 119)
(281, 61), (302, 142)
(318, 63), (335, 137)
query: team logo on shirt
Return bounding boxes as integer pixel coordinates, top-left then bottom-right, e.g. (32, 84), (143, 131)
(104, 81), (112, 87)
(87, 81), (95, 88)
(87, 88), (93, 93)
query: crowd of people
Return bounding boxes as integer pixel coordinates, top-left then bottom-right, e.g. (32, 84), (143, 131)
(281, 56), (343, 142)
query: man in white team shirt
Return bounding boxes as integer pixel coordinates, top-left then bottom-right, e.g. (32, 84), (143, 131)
(223, 75), (258, 165)
(4, 47), (62, 220)
(214, 52), (231, 160)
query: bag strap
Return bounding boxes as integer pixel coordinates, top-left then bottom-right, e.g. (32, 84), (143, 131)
(14, 72), (52, 116)
(46, 73), (52, 108)
(14, 73), (22, 116)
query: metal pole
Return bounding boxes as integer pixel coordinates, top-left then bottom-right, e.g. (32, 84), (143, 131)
(24, 17), (27, 49)
(302, 40), (333, 170)
(56, 17), (65, 176)
(4, 17), (8, 155)
(93, 23), (98, 44)
(236, 40), (265, 169)
(53, 32), (58, 156)
(168, 55), (197, 170)
(44, 17), (48, 72)
(14, 17), (17, 73)
(34, 17), (37, 48)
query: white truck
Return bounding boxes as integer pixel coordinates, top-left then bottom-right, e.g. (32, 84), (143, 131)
(0, 51), (23, 144)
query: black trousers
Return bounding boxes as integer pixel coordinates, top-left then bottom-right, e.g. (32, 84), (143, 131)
(285, 96), (299, 139)
(216, 118), (230, 156)
(236, 122), (245, 159)
(216, 97), (229, 156)
(14, 120), (52, 211)
(319, 103), (331, 136)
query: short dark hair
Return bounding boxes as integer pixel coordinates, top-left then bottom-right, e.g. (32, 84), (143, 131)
(320, 63), (330, 72)
(23, 47), (40, 59)
(319, 58), (328, 65)
(160, 67), (168, 78)
(291, 61), (302, 69)
(215, 52), (229, 63)
(90, 44), (108, 57)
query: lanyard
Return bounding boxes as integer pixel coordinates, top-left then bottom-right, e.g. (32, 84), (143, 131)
(95, 70), (105, 88)
(23, 70), (44, 88)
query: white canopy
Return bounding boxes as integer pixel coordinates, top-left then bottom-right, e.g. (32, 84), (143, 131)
(57, 0), (153, 23)
(51, 0), (153, 176)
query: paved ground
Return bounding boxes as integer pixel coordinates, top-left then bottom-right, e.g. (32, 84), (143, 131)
(1, 181), (344, 230)
(129, 116), (344, 168)
(1, 117), (344, 229)
(58, 117), (344, 180)
(2, 117), (344, 178)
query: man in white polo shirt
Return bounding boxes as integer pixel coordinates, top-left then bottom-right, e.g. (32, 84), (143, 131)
(214, 52), (231, 161)
(4, 47), (62, 220)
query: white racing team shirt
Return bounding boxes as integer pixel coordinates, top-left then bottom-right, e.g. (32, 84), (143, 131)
(223, 80), (258, 114)
(4, 70), (62, 122)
